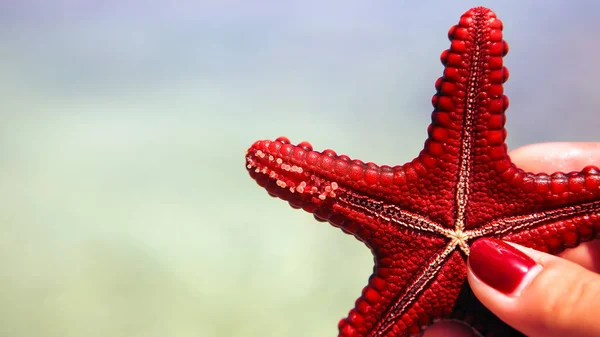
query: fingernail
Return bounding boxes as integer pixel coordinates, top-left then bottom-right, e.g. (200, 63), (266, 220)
(469, 238), (538, 295)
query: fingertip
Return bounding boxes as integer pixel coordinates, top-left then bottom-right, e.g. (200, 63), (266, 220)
(558, 240), (600, 272)
(508, 142), (600, 172)
(468, 239), (600, 337)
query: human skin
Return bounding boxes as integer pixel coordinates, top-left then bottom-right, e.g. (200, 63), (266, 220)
(423, 142), (600, 337)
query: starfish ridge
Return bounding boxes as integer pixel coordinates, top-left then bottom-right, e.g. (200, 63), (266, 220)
(245, 6), (600, 337)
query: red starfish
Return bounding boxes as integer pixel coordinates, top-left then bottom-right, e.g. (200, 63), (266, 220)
(245, 6), (600, 337)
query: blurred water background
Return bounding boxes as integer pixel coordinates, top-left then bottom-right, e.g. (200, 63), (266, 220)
(2, 1), (600, 336)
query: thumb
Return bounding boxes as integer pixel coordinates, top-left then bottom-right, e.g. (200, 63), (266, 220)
(467, 238), (600, 337)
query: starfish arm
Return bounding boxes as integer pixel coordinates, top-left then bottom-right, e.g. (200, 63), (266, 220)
(407, 7), (510, 226)
(468, 165), (600, 230)
(468, 163), (600, 226)
(246, 137), (431, 242)
(502, 214), (600, 254)
(515, 166), (600, 210)
(338, 240), (464, 337)
(471, 166), (600, 253)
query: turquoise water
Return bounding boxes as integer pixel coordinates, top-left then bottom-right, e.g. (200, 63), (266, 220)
(2, 2), (599, 336)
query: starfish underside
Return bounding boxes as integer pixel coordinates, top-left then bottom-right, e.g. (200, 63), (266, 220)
(245, 6), (600, 337)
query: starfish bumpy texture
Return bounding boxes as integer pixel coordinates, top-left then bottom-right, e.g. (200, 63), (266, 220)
(245, 6), (600, 337)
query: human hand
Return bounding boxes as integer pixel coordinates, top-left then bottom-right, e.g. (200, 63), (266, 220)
(424, 142), (600, 337)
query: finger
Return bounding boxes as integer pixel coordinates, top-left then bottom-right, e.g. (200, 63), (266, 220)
(508, 142), (600, 173)
(468, 238), (600, 337)
(423, 321), (477, 337)
(509, 142), (600, 271)
(558, 240), (600, 272)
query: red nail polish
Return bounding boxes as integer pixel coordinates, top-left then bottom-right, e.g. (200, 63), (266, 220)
(469, 238), (537, 295)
